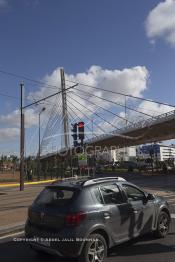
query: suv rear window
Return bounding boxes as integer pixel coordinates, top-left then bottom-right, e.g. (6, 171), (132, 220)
(35, 187), (75, 206)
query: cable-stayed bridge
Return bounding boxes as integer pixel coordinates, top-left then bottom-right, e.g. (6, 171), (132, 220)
(86, 110), (175, 147)
(38, 75), (175, 158)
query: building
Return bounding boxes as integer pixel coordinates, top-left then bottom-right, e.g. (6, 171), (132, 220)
(137, 144), (175, 162)
(111, 146), (137, 162)
(96, 151), (113, 163)
(95, 146), (137, 163)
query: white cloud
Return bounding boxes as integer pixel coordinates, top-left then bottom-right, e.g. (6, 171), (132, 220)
(25, 65), (150, 146)
(67, 65), (149, 100)
(146, 0), (175, 46)
(25, 65), (150, 149)
(121, 100), (173, 124)
(0, 128), (19, 142)
(29, 65), (149, 118)
(0, 108), (39, 128)
(137, 100), (173, 117)
(1, 65), (173, 153)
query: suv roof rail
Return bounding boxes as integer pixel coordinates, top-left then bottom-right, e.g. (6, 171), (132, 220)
(51, 176), (126, 187)
(82, 176), (126, 186)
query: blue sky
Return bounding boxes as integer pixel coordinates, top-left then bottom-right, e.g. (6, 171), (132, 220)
(0, 0), (175, 155)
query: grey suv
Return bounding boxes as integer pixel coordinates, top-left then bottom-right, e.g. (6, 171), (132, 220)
(25, 177), (171, 262)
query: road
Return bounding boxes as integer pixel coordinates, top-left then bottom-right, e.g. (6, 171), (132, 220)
(0, 174), (175, 262)
(0, 222), (174, 262)
(0, 174), (175, 227)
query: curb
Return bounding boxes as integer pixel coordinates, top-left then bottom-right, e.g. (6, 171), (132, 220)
(0, 222), (25, 238)
(0, 179), (57, 188)
(0, 175), (92, 188)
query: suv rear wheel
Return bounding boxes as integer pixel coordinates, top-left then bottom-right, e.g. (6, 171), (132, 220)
(154, 211), (170, 238)
(79, 233), (107, 262)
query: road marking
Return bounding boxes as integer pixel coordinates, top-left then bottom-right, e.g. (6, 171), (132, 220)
(0, 231), (24, 240)
(171, 214), (175, 219)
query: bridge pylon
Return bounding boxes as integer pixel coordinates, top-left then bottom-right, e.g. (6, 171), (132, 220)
(60, 68), (70, 149)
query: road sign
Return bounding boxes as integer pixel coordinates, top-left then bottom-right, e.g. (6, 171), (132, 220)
(78, 153), (87, 166)
(140, 145), (160, 154)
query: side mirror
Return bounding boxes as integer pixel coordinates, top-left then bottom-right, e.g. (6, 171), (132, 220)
(143, 193), (155, 204)
(146, 193), (155, 201)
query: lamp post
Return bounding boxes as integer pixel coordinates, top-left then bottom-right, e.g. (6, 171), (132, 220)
(38, 107), (46, 181)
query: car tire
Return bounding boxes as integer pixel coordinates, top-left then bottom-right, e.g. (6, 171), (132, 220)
(154, 211), (170, 238)
(79, 233), (107, 262)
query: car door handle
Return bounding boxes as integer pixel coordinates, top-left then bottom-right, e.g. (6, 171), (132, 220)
(103, 212), (111, 219)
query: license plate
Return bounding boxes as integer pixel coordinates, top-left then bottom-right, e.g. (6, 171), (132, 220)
(37, 238), (50, 247)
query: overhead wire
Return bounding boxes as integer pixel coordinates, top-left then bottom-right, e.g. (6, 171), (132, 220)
(65, 78), (175, 108)
(0, 69), (61, 90)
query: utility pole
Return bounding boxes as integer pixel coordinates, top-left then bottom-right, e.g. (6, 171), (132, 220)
(20, 82), (25, 191)
(38, 107), (46, 181)
(60, 68), (69, 148)
(38, 112), (40, 180)
(18, 78), (77, 187)
(124, 96), (127, 161)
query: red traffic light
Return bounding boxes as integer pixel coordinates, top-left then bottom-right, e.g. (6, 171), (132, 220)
(78, 122), (84, 141)
(78, 122), (84, 128)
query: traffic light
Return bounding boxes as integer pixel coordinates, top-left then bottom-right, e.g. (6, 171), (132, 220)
(71, 123), (77, 146)
(78, 122), (85, 140)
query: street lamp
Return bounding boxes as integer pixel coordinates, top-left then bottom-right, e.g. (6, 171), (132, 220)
(38, 107), (46, 180)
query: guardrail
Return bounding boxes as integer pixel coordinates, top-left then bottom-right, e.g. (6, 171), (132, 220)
(86, 110), (175, 144)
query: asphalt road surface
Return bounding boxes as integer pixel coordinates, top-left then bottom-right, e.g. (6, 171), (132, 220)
(0, 174), (175, 262)
(0, 221), (174, 262)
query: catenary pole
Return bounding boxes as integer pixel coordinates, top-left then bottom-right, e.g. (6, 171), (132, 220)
(20, 82), (25, 191)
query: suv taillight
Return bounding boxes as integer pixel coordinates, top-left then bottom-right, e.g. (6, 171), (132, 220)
(65, 212), (86, 226)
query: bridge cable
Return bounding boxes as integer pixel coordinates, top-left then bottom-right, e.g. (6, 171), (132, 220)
(67, 94), (122, 131)
(72, 87), (157, 119)
(67, 97), (108, 134)
(67, 104), (97, 139)
(70, 90), (134, 124)
(65, 79), (175, 108)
